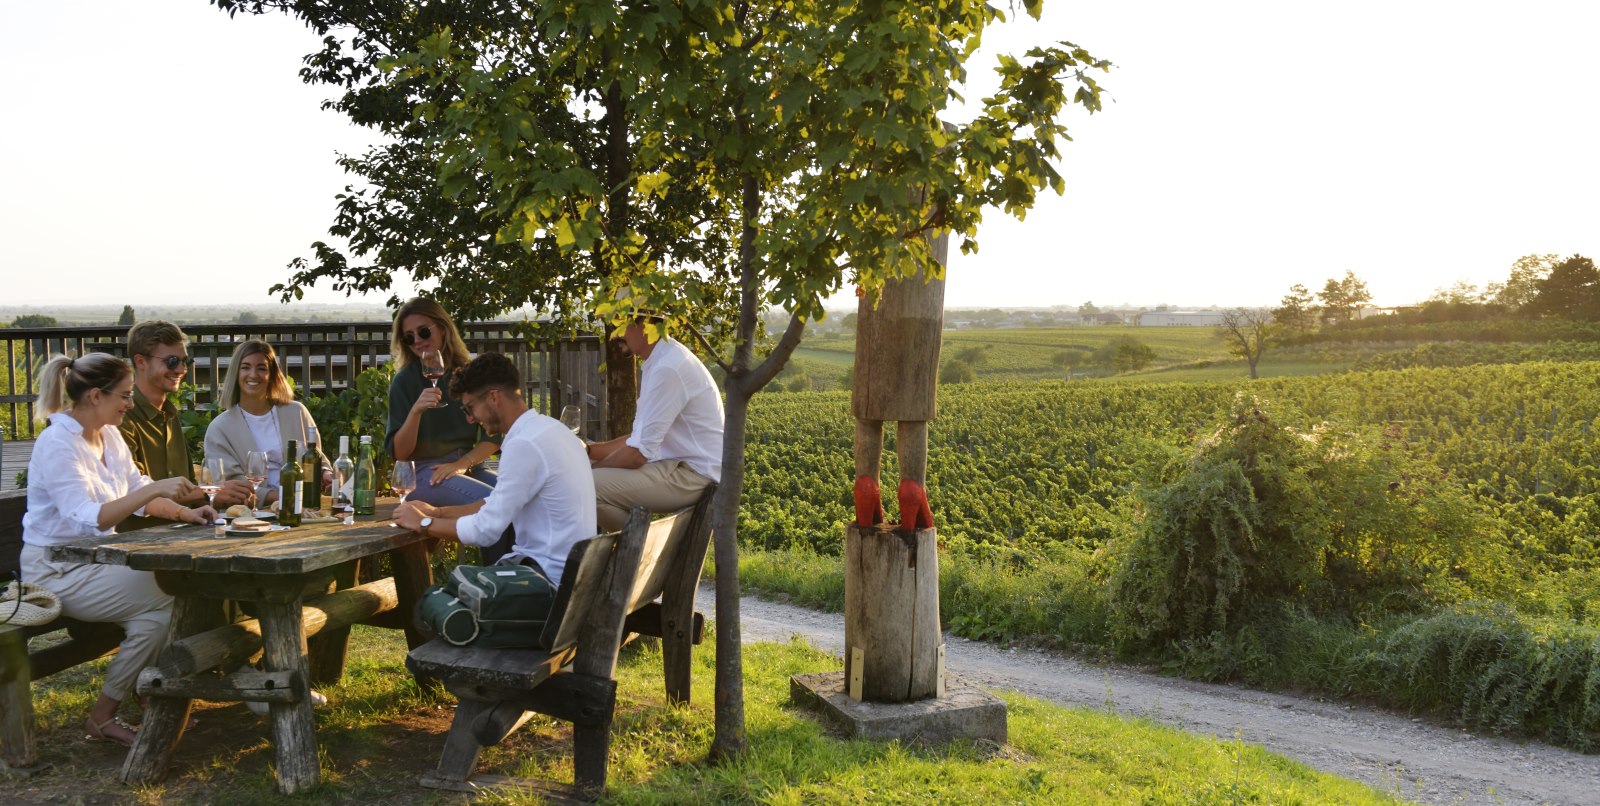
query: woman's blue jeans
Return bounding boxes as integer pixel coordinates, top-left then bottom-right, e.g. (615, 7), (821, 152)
(408, 450), (512, 563)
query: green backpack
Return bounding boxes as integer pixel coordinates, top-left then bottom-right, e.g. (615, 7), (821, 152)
(416, 564), (557, 649)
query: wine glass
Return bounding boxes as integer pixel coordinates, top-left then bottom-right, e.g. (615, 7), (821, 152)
(244, 451), (268, 510)
(390, 461), (417, 503)
(559, 404), (583, 436)
(198, 458), (226, 511)
(421, 351), (447, 408)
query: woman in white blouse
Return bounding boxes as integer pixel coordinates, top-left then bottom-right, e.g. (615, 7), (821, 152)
(21, 353), (214, 746)
(204, 339), (323, 507)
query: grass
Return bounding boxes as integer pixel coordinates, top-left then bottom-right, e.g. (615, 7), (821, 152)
(17, 625), (1400, 804)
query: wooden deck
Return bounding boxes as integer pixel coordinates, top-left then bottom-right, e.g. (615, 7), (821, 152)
(0, 439), (28, 493)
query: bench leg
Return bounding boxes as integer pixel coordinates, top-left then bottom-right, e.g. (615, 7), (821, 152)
(259, 599), (319, 795)
(572, 719), (612, 797)
(0, 628), (41, 774)
(419, 697), (490, 789)
(660, 593), (695, 705)
(122, 596), (218, 785)
(306, 560), (357, 686)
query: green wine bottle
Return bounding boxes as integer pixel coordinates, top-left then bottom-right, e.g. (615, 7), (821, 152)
(279, 440), (304, 527)
(302, 425), (325, 512)
(354, 435), (377, 516)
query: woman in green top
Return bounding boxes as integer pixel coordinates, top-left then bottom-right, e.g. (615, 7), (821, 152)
(386, 297), (501, 507)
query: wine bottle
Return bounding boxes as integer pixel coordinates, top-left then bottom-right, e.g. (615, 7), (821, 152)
(302, 425), (325, 511)
(354, 435), (377, 516)
(279, 440), (304, 527)
(332, 436), (354, 512)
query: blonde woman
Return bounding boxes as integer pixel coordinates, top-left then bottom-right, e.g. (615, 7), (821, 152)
(386, 297), (500, 507)
(21, 354), (214, 746)
(204, 339), (324, 506)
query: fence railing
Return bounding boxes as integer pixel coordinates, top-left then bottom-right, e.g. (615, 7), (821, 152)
(0, 322), (607, 440)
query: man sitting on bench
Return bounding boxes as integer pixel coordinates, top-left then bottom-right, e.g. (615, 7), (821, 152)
(394, 353), (595, 581)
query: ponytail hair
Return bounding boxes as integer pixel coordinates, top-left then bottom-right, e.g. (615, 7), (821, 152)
(35, 353), (132, 423)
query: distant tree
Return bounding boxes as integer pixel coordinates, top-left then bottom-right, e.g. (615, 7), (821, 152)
(1078, 301), (1100, 315)
(954, 345), (990, 366)
(237, 311), (261, 325)
(1317, 271), (1372, 323)
(1272, 284), (1317, 336)
(1494, 253), (1560, 311)
(1218, 308), (1274, 380)
(1526, 255), (1600, 320)
(840, 312), (859, 333)
(118, 305), (137, 326)
(1427, 280), (1486, 305)
(1051, 348), (1089, 377)
(1094, 335), (1155, 372)
(10, 315), (58, 329)
(940, 358), (976, 384)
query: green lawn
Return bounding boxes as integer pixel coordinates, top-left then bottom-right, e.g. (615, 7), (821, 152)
(19, 626), (1400, 804)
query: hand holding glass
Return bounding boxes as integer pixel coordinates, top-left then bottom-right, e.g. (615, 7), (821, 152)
(391, 461), (417, 503)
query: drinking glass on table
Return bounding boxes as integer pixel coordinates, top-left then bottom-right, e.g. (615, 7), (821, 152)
(420, 351), (447, 407)
(559, 404), (583, 436)
(244, 451), (268, 506)
(390, 460), (417, 503)
(198, 457), (226, 510)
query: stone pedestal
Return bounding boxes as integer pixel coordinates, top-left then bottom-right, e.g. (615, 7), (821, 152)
(844, 524), (941, 702)
(790, 671), (1006, 745)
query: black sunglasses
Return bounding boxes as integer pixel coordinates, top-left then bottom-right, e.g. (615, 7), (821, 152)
(402, 326), (433, 347)
(145, 354), (190, 370)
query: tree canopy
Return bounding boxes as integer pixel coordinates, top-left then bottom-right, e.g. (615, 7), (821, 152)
(218, 0), (1109, 757)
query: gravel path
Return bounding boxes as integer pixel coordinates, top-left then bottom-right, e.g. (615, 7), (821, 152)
(700, 584), (1600, 805)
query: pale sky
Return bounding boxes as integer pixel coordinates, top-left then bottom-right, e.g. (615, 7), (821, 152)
(3, 1), (1596, 310)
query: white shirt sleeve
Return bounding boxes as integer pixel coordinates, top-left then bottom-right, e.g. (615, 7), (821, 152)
(456, 434), (548, 547)
(626, 364), (689, 461)
(108, 427), (155, 518)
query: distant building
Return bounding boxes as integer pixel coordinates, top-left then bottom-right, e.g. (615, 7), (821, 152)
(1137, 310), (1228, 327)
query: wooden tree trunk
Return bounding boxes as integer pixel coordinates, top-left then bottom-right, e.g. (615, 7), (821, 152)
(843, 524), (942, 702)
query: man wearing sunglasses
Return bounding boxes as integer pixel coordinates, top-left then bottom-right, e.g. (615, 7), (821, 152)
(119, 321), (254, 530)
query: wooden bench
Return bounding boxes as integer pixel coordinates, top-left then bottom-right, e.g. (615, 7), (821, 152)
(0, 489), (127, 775)
(406, 485), (717, 800)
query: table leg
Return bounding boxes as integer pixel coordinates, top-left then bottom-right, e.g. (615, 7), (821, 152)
(121, 595), (218, 785)
(306, 560), (357, 686)
(0, 627), (41, 774)
(258, 598), (319, 795)
(389, 541), (435, 651)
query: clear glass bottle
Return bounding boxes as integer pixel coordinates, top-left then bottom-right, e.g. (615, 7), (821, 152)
(332, 435), (355, 512)
(353, 435), (377, 516)
(279, 440), (304, 527)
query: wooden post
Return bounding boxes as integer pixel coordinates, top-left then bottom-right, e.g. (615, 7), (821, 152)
(0, 625), (38, 772)
(843, 524), (942, 702)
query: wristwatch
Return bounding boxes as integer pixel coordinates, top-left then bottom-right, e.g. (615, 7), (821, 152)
(418, 517), (434, 537)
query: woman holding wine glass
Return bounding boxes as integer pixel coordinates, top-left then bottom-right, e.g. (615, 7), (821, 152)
(204, 339), (327, 509)
(21, 354), (214, 746)
(386, 297), (500, 508)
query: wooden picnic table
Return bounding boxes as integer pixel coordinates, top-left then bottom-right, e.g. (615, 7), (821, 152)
(47, 500), (435, 795)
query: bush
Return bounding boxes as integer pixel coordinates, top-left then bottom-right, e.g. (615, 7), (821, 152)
(1107, 393), (1501, 648)
(940, 358), (976, 384)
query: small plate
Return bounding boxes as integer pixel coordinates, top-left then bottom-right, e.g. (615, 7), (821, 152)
(253, 510), (278, 520)
(224, 525), (291, 537)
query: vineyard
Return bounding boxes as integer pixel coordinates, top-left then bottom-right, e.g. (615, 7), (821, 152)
(739, 362), (1600, 748)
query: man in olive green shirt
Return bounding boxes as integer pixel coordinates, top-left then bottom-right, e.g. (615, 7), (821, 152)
(119, 321), (253, 530)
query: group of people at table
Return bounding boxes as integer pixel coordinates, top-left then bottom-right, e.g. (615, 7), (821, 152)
(18, 297), (724, 749)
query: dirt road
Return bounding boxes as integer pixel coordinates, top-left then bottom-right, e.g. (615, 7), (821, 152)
(700, 585), (1599, 805)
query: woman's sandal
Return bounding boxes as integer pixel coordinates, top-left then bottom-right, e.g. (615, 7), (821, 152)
(84, 715), (138, 747)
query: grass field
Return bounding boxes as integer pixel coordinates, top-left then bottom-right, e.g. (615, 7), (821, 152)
(19, 627), (1400, 804)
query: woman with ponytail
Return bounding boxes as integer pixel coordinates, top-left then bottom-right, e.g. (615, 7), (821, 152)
(21, 353), (215, 746)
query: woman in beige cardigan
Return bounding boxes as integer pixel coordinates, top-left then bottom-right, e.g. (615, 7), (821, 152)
(204, 339), (323, 507)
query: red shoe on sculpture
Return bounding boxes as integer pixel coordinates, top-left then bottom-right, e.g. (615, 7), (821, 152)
(896, 479), (933, 532)
(854, 476), (885, 527)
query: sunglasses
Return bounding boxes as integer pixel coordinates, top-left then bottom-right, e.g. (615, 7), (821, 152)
(402, 326), (433, 347)
(145, 354), (190, 371)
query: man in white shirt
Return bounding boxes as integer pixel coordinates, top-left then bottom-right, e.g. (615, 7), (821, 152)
(588, 316), (723, 532)
(393, 353), (595, 580)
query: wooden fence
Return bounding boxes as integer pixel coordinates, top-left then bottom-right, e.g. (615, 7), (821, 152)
(0, 322), (607, 440)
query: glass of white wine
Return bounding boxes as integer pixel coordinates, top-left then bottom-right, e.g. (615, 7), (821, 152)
(198, 457), (226, 511)
(390, 460), (417, 503)
(244, 451), (268, 509)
